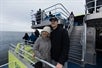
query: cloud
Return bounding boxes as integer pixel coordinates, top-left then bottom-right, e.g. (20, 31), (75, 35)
(0, 0), (85, 31)
(0, 18), (33, 32)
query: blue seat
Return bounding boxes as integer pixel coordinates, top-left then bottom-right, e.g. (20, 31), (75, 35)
(55, 13), (61, 17)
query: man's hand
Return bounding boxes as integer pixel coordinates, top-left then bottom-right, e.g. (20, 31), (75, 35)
(56, 63), (63, 68)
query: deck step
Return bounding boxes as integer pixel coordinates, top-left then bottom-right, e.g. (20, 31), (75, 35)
(68, 26), (84, 65)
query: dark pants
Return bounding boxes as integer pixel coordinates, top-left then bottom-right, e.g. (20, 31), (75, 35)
(35, 62), (43, 68)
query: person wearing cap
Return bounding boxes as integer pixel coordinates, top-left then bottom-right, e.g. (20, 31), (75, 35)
(33, 26), (51, 68)
(50, 17), (70, 68)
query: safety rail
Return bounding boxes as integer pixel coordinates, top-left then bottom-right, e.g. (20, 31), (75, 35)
(86, 5), (102, 10)
(23, 40), (35, 45)
(9, 43), (56, 68)
(44, 7), (69, 18)
(85, 0), (102, 14)
(80, 17), (87, 63)
(31, 3), (70, 25)
(51, 11), (68, 18)
(43, 3), (70, 15)
(44, 7), (69, 17)
(0, 62), (15, 68)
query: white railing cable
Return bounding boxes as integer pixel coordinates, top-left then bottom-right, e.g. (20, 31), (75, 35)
(85, 0), (102, 14)
(10, 44), (56, 68)
(52, 12), (68, 18)
(0, 62), (15, 68)
(31, 3), (71, 24)
(43, 3), (70, 15)
(45, 7), (69, 16)
(0, 63), (9, 67)
(43, 3), (70, 18)
(86, 0), (94, 5)
(10, 47), (36, 65)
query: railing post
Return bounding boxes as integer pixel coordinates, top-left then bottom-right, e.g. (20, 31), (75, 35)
(84, 22), (86, 59)
(81, 22), (87, 68)
(85, 5), (87, 14)
(82, 26), (84, 62)
(94, 0), (97, 13)
(81, 16), (87, 63)
(41, 11), (42, 24)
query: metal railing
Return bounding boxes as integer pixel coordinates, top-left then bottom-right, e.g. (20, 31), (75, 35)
(0, 63), (8, 68)
(9, 43), (56, 68)
(43, 3), (70, 15)
(31, 3), (70, 25)
(86, 0), (94, 6)
(0, 62), (15, 68)
(44, 7), (69, 18)
(80, 17), (87, 62)
(52, 11), (68, 18)
(85, 0), (102, 14)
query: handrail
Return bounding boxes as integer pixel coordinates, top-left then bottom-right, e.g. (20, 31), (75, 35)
(88, 5), (102, 9)
(87, 6), (95, 10)
(0, 62), (15, 68)
(85, 0), (102, 14)
(43, 3), (60, 11)
(0, 63), (8, 67)
(45, 7), (69, 16)
(10, 44), (36, 65)
(34, 7), (68, 20)
(81, 17), (87, 62)
(86, 0), (94, 5)
(86, 5), (102, 13)
(10, 43), (56, 68)
(43, 3), (70, 14)
(31, 3), (71, 26)
(59, 3), (70, 14)
(52, 12), (68, 18)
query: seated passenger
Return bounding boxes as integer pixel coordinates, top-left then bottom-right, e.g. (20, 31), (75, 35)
(29, 32), (37, 44)
(49, 12), (55, 18)
(22, 33), (29, 44)
(55, 13), (62, 19)
(56, 13), (61, 17)
(35, 29), (40, 38)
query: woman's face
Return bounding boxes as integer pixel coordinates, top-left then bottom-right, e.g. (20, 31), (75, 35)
(41, 31), (49, 38)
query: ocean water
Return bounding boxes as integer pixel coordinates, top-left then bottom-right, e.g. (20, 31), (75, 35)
(0, 31), (102, 68)
(0, 31), (30, 66)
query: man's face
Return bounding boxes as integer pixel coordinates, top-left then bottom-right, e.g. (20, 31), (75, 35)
(50, 20), (58, 28)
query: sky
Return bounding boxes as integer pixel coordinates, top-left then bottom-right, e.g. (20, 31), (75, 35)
(0, 0), (85, 32)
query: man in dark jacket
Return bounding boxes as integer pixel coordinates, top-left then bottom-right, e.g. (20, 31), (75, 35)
(50, 17), (70, 68)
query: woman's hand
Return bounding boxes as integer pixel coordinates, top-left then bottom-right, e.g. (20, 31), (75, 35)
(32, 53), (35, 57)
(56, 63), (63, 68)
